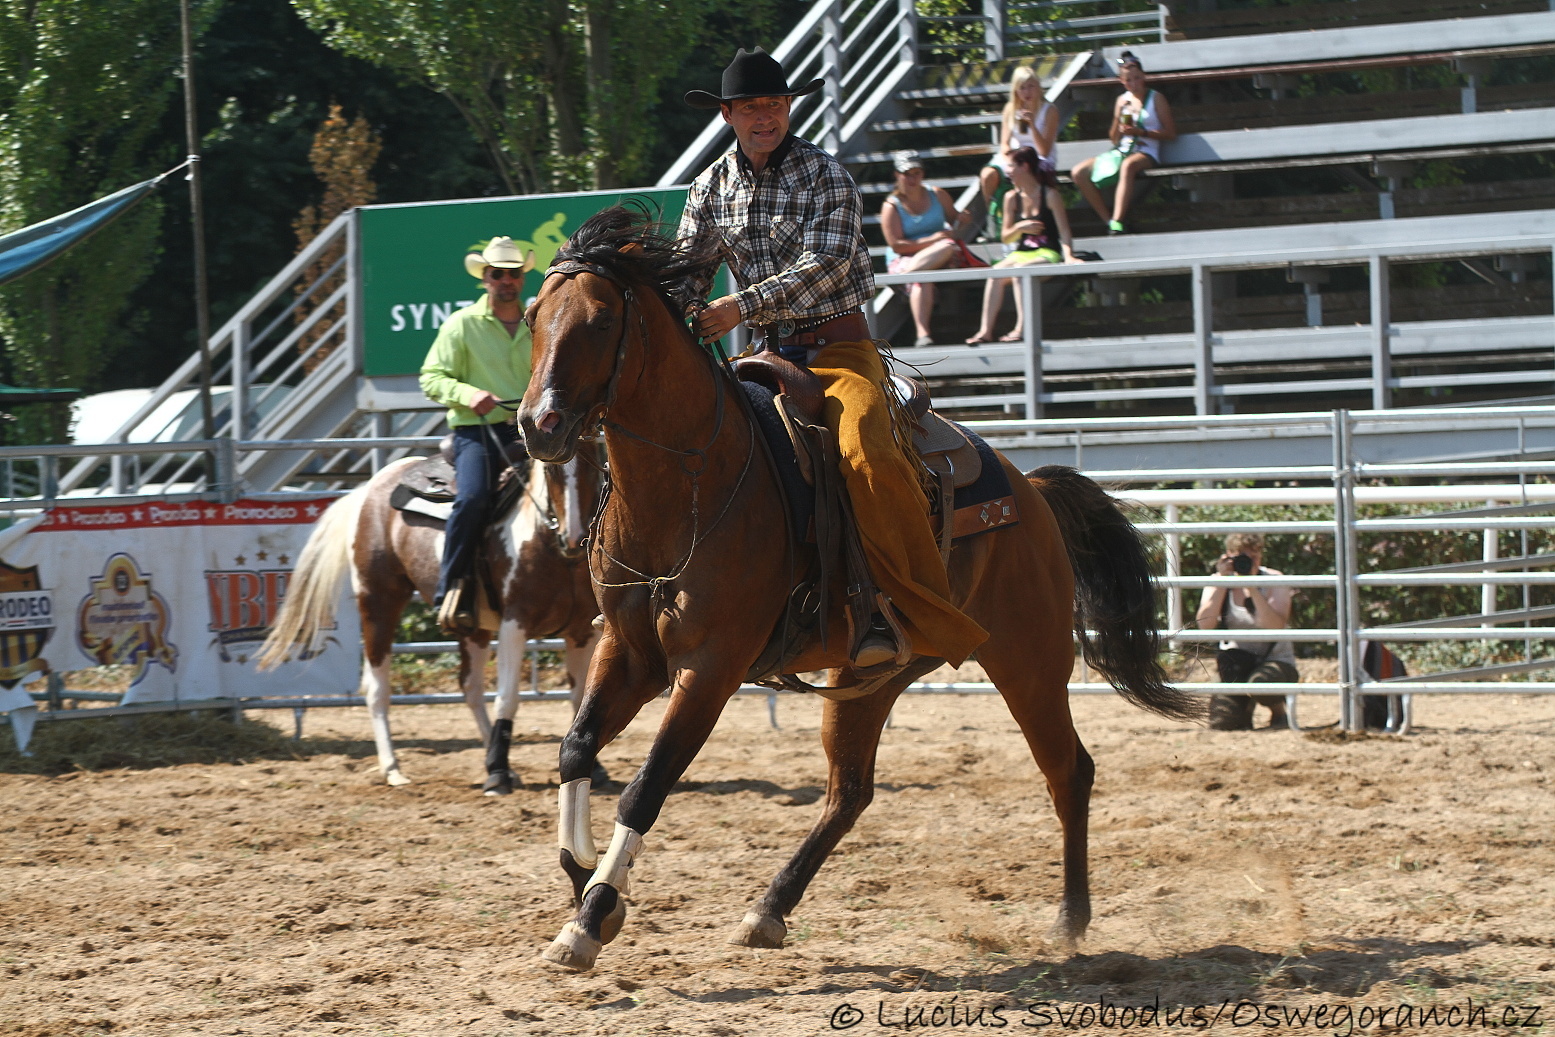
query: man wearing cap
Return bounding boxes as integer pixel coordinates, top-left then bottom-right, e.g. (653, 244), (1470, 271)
(677, 48), (988, 672)
(419, 236), (535, 634)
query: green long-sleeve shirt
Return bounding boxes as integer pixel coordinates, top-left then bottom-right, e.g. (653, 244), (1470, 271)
(418, 293), (532, 427)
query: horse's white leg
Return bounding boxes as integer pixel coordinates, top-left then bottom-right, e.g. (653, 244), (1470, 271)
(564, 631), (598, 717)
(483, 618), (528, 796)
(362, 655), (409, 786)
(463, 639), (493, 743)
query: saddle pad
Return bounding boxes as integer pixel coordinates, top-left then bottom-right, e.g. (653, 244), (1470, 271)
(947, 427), (1019, 540)
(388, 484), (453, 523)
(740, 380), (814, 537)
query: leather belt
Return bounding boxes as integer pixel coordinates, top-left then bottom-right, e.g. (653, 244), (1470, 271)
(754, 309), (869, 349)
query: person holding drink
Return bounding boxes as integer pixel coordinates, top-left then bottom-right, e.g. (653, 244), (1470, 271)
(1070, 51), (1175, 235)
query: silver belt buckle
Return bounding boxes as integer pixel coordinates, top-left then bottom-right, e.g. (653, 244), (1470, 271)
(774, 319), (797, 340)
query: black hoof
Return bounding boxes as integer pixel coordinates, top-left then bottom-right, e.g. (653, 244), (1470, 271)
(482, 769), (516, 796)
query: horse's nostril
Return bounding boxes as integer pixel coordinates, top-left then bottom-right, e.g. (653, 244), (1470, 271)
(538, 410), (561, 434)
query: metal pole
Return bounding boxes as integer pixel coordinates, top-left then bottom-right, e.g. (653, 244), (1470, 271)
(1333, 410), (1362, 731)
(1021, 272), (1043, 419)
(983, 0), (1006, 61)
(180, 0), (217, 442)
(1165, 502), (1183, 638)
(1192, 264), (1214, 415)
(1369, 254), (1391, 410)
(821, 0), (843, 155)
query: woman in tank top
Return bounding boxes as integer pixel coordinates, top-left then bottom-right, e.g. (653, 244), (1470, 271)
(881, 150), (974, 346)
(966, 147), (1078, 344)
(1070, 51), (1177, 235)
(976, 65), (1061, 236)
(1196, 532), (1298, 731)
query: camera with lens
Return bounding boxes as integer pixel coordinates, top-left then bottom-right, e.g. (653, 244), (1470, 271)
(1231, 553), (1253, 575)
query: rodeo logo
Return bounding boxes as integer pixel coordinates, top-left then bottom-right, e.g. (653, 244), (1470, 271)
(76, 553), (178, 678)
(205, 554), (328, 664)
(0, 560), (54, 689)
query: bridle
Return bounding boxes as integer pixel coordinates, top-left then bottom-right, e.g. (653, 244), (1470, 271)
(538, 258), (755, 599)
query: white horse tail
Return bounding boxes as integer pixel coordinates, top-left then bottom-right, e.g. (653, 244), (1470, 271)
(256, 485), (370, 670)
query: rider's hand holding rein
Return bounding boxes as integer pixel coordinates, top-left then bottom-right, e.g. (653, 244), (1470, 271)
(469, 389), (501, 416)
(694, 295), (743, 344)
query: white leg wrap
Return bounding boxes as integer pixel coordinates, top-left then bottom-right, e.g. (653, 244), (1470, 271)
(582, 823), (643, 898)
(558, 778), (597, 869)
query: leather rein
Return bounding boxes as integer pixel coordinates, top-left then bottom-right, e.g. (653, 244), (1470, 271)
(539, 259), (755, 596)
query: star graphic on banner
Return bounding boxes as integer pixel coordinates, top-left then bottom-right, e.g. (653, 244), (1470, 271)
(235, 554), (247, 566)
(205, 507), (217, 518)
(279, 553), (290, 566)
(130, 509), (143, 521)
(305, 503), (321, 517)
(256, 550), (269, 561)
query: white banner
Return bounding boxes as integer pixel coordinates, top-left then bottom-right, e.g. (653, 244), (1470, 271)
(0, 498), (360, 707)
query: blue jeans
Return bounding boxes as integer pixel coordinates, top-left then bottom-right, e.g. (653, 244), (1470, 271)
(436, 423), (522, 605)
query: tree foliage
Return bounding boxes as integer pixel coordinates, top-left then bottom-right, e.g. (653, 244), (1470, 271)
(293, 104), (381, 370)
(0, 0), (214, 443)
(292, 0), (714, 193)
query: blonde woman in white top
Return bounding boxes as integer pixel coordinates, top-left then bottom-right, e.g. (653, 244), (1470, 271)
(1071, 52), (1176, 235)
(977, 65), (1060, 225)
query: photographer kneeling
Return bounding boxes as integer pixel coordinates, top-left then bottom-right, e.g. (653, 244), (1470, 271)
(1196, 533), (1298, 731)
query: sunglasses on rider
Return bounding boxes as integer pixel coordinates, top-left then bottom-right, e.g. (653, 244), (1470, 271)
(484, 267), (524, 280)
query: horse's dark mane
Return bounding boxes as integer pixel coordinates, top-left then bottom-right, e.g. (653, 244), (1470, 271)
(553, 203), (722, 320)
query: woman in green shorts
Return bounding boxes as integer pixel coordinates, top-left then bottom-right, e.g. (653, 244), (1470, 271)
(967, 146), (1079, 343)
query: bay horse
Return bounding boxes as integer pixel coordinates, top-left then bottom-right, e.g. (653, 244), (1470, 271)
(257, 452), (601, 793)
(517, 206), (1200, 972)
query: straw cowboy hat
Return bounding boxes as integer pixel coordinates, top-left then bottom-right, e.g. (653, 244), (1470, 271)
(684, 47), (824, 109)
(464, 236), (536, 279)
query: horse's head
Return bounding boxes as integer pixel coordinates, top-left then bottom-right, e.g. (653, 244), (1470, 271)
(518, 263), (630, 463)
(517, 204), (718, 462)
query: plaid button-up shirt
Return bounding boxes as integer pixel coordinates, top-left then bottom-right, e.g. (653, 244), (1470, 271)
(676, 134), (875, 327)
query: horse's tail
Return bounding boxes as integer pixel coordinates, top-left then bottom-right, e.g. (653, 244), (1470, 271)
(255, 485), (370, 671)
(1027, 465), (1204, 722)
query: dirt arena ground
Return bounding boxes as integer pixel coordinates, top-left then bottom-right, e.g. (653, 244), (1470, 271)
(3, 663), (1554, 1036)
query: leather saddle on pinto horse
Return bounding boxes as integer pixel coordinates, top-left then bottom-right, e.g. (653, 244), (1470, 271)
(731, 352), (1020, 701)
(389, 434), (532, 633)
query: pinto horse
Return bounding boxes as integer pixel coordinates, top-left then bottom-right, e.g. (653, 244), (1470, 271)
(517, 206), (1200, 972)
(257, 453), (601, 792)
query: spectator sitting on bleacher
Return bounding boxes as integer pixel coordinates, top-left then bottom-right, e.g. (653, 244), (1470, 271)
(1071, 51), (1176, 236)
(881, 150), (977, 347)
(977, 65), (1059, 239)
(966, 146), (1081, 344)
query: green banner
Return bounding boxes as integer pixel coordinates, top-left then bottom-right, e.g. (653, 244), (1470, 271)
(358, 188), (687, 377)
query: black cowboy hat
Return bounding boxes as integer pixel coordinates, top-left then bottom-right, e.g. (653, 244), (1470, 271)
(684, 47), (824, 109)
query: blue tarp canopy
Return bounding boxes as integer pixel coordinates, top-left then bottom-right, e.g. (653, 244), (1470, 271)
(0, 171), (171, 287)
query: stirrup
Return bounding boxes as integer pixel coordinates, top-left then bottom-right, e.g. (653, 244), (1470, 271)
(437, 578), (478, 636)
(850, 598), (910, 675)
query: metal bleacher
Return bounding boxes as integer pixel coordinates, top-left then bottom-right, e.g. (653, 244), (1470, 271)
(655, 0), (1554, 418)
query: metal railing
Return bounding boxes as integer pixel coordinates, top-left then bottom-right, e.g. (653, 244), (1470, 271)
(874, 225), (1555, 419)
(656, 0), (919, 187)
(919, 0), (1164, 62)
(9, 408), (1555, 741)
(52, 212), (358, 499)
